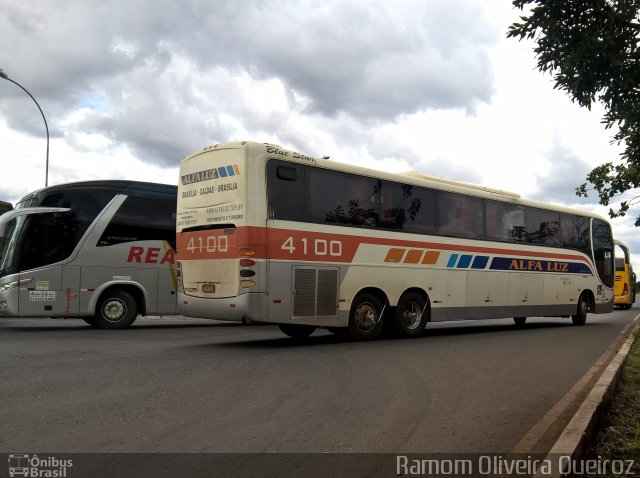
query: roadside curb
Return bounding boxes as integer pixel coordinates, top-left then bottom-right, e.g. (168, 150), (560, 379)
(533, 316), (640, 478)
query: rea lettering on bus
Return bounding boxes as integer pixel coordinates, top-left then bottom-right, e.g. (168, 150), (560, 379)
(127, 246), (175, 265)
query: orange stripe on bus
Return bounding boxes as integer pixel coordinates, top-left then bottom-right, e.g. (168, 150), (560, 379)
(176, 226), (595, 269)
(384, 248), (405, 263)
(422, 250), (440, 265)
(403, 249), (424, 264)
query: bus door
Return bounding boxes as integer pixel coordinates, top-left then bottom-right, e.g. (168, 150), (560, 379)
(18, 265), (81, 317)
(16, 209), (82, 317)
(0, 207), (77, 317)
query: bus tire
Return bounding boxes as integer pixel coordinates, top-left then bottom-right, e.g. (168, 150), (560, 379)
(394, 292), (428, 338)
(82, 317), (98, 327)
(348, 293), (384, 341)
(513, 317), (527, 326)
(279, 324), (315, 339)
(94, 290), (138, 329)
(571, 292), (588, 326)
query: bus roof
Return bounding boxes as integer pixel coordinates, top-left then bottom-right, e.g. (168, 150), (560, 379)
(17, 180), (177, 207)
(183, 140), (608, 222)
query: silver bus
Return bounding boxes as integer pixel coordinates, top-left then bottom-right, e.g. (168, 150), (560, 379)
(0, 180), (178, 329)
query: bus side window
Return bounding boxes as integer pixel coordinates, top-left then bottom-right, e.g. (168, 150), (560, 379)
(526, 208), (559, 246)
(485, 201), (525, 243)
(98, 196), (177, 248)
(308, 168), (378, 227)
(437, 192), (484, 239)
(379, 181), (435, 234)
(560, 214), (590, 255)
(266, 161), (307, 221)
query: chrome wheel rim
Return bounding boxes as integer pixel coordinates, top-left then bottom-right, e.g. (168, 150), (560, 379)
(103, 299), (126, 322)
(402, 301), (422, 330)
(354, 302), (377, 331)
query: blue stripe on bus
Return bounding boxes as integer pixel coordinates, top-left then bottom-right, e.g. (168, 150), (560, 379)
(489, 257), (592, 274)
(471, 256), (489, 269)
(457, 255), (473, 268)
(218, 167), (228, 177)
(447, 254), (459, 268)
(226, 165), (236, 176)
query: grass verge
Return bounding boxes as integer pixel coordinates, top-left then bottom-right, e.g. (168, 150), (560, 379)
(583, 329), (640, 477)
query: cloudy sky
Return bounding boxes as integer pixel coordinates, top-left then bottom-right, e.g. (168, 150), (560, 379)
(0, 1), (636, 267)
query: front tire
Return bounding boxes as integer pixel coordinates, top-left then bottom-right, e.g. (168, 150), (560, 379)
(513, 317), (527, 326)
(571, 292), (589, 326)
(348, 293), (384, 341)
(94, 289), (138, 329)
(394, 292), (428, 338)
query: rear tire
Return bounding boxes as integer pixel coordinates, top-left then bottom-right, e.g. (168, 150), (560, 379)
(348, 293), (384, 341)
(82, 317), (98, 327)
(513, 317), (527, 326)
(571, 292), (588, 326)
(94, 290), (138, 329)
(394, 292), (428, 338)
(278, 324), (316, 339)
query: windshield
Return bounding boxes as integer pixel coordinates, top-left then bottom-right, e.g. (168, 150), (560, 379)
(0, 208), (71, 278)
(0, 214), (24, 276)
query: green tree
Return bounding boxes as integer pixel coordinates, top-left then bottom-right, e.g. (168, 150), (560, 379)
(508, 0), (640, 224)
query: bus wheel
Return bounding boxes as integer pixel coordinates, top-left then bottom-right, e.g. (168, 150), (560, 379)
(82, 317), (98, 327)
(278, 324), (315, 339)
(394, 292), (428, 338)
(571, 292), (588, 326)
(94, 290), (138, 329)
(348, 293), (383, 341)
(513, 317), (527, 326)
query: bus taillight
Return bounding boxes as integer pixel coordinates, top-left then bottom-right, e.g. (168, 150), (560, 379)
(239, 252), (256, 288)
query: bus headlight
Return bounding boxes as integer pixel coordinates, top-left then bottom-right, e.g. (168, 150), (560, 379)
(0, 278), (32, 294)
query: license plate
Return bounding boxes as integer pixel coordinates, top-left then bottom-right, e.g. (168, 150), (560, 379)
(202, 283), (216, 293)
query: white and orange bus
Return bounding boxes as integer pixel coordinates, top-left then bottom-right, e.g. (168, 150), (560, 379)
(176, 141), (615, 341)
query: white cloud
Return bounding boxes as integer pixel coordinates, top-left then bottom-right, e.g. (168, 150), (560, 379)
(0, 0), (633, 254)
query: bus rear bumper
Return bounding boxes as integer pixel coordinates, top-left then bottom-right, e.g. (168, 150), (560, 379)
(176, 292), (269, 323)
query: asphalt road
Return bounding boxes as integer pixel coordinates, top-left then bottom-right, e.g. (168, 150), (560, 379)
(1, 308), (637, 458)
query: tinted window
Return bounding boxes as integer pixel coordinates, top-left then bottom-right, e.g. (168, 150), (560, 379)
(561, 214), (591, 255)
(485, 201), (526, 242)
(99, 196), (177, 248)
(526, 208), (560, 246)
(437, 192), (484, 239)
(15, 189), (117, 271)
(592, 219), (614, 287)
(379, 181), (436, 234)
(308, 168), (378, 227)
(267, 161), (307, 221)
(40, 189), (115, 220)
(18, 211), (81, 271)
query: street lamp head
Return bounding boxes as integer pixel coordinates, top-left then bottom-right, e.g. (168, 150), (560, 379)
(0, 69), (8, 80)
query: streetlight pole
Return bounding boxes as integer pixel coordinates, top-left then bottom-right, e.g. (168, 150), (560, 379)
(0, 68), (50, 187)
